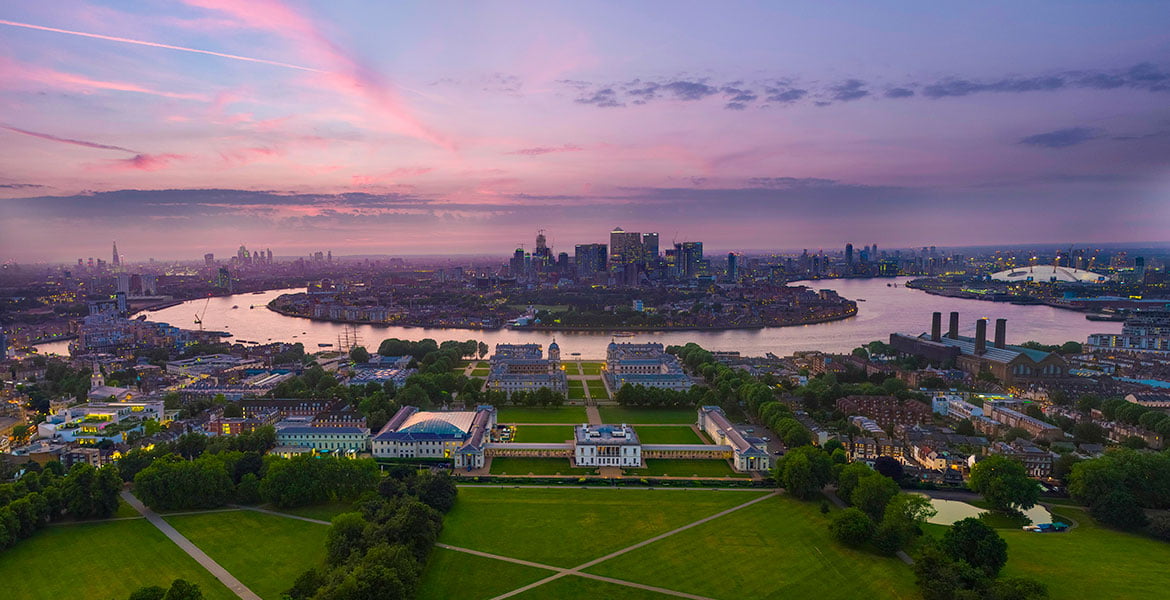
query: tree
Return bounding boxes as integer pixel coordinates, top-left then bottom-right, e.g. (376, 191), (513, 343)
(773, 446), (832, 500)
(1089, 489), (1148, 530)
(875, 493), (937, 554)
(127, 586), (167, 600)
(162, 579), (204, 600)
(835, 462), (873, 503)
(829, 508), (874, 546)
(873, 456), (905, 482)
(221, 403), (243, 418)
(411, 472), (457, 513)
(851, 474), (900, 521)
(942, 518), (1008, 576)
(1072, 422), (1105, 444)
(991, 577), (1049, 600)
(326, 512), (368, 565)
(968, 455), (1039, 512)
(350, 346), (371, 363)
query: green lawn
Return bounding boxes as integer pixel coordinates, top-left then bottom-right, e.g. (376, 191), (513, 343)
(439, 487), (767, 568)
(166, 510), (329, 600)
(580, 362), (603, 375)
(568, 380), (587, 399)
(513, 575), (676, 599)
(2, 519), (235, 600)
(418, 547), (553, 600)
(497, 405), (588, 424)
(563, 363), (581, 375)
(512, 425), (575, 443)
(586, 380), (609, 399)
(470, 368), (490, 377)
(489, 457), (595, 476)
(626, 459), (746, 478)
(924, 507), (1170, 600)
(586, 494), (918, 599)
(262, 500), (355, 522)
(633, 426), (703, 444)
(599, 406), (697, 424)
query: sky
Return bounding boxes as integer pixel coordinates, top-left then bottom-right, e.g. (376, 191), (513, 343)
(1, 0), (1169, 262)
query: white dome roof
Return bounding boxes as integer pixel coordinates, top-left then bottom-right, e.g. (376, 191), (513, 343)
(990, 265), (1108, 283)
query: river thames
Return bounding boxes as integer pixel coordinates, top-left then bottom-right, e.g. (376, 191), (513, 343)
(39, 277), (1120, 358)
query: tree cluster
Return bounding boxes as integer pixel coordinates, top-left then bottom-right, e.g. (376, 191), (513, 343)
(1068, 448), (1170, 530)
(285, 467), (457, 600)
(914, 519), (1047, 600)
(0, 463), (121, 553)
(830, 462), (935, 554)
(1100, 398), (1170, 438)
(613, 384), (705, 408)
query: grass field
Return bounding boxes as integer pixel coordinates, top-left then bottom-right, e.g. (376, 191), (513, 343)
(568, 379), (587, 399)
(586, 380), (609, 398)
(627, 459), (746, 478)
(2, 519), (235, 600)
(488, 457), (595, 476)
(580, 361), (603, 375)
(563, 363), (581, 375)
(925, 507), (1170, 600)
(513, 575), (675, 599)
(438, 487), (766, 568)
(512, 425), (575, 443)
(470, 368), (490, 376)
(585, 494), (918, 599)
(497, 405), (588, 423)
(166, 510), (328, 600)
(600, 406), (698, 424)
(262, 500), (355, 522)
(418, 547), (553, 600)
(633, 426), (703, 444)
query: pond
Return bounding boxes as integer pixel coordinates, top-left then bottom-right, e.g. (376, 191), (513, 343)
(923, 496), (1052, 526)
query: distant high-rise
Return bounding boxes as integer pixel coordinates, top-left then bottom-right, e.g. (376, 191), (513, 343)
(642, 232), (659, 264)
(204, 253), (215, 266)
(676, 242), (704, 278)
(575, 244), (607, 278)
(609, 227), (643, 267)
(112, 241), (120, 267)
(267, 248), (273, 263)
(845, 243), (854, 265)
(726, 252), (739, 283)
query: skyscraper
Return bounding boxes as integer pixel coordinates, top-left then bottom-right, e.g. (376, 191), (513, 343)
(675, 242), (703, 278)
(112, 241), (120, 267)
(609, 227), (643, 268)
(642, 232), (659, 264)
(575, 244), (607, 278)
(845, 243), (854, 265)
(727, 252), (738, 283)
(204, 253), (215, 266)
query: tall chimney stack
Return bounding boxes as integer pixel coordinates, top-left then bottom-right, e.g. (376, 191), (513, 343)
(994, 318), (1007, 349)
(975, 318), (988, 355)
(948, 312), (959, 339)
(931, 312), (942, 342)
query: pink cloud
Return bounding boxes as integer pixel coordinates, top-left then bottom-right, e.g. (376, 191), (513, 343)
(0, 57), (208, 101)
(101, 153), (189, 171)
(506, 144), (583, 156)
(181, 0), (453, 150)
(351, 167), (433, 187)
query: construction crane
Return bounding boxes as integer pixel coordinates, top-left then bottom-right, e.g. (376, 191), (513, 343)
(194, 296), (211, 331)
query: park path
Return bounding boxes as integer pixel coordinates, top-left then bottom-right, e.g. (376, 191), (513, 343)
(233, 504), (332, 526)
(488, 490), (779, 599)
(120, 490), (263, 600)
(585, 405), (602, 425)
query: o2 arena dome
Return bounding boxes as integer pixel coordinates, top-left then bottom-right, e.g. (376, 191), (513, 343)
(990, 265), (1108, 283)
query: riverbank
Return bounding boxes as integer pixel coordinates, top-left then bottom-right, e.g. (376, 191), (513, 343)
(904, 278), (1086, 312)
(266, 300), (857, 332)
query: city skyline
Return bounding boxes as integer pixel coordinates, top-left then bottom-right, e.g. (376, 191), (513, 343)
(2, 1), (1170, 261)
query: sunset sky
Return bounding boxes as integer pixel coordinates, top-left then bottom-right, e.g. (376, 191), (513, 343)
(1, 1), (1169, 262)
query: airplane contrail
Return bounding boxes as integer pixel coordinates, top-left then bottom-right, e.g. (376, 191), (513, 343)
(0, 19), (324, 73)
(0, 124), (139, 153)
